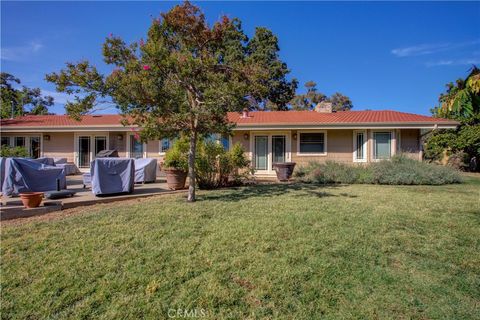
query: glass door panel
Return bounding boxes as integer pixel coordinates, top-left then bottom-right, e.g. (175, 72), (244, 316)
(78, 136), (91, 168)
(130, 136), (144, 159)
(272, 135), (286, 163)
(29, 136), (40, 158)
(94, 136), (107, 157)
(254, 136), (268, 170)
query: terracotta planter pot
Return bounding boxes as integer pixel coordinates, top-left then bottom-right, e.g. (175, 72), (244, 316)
(164, 169), (187, 190)
(273, 162), (296, 182)
(19, 192), (44, 208)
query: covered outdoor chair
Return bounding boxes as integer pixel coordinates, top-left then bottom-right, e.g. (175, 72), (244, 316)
(2, 158), (66, 196)
(91, 158), (135, 196)
(31, 157), (55, 166)
(134, 158), (157, 183)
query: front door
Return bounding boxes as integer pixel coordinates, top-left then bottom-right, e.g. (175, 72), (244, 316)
(252, 133), (290, 174)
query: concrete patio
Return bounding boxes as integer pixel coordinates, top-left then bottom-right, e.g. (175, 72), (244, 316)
(0, 175), (186, 220)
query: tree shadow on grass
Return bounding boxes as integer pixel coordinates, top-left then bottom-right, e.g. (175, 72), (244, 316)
(198, 183), (355, 202)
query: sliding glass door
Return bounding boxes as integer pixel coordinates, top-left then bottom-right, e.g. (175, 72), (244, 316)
(254, 136), (268, 170)
(76, 134), (109, 168)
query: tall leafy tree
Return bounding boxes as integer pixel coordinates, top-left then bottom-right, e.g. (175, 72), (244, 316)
(46, 2), (293, 202)
(0, 72), (54, 119)
(329, 92), (353, 111)
(290, 81), (326, 110)
(432, 66), (480, 122)
(426, 66), (480, 171)
(290, 81), (353, 111)
(246, 28), (297, 110)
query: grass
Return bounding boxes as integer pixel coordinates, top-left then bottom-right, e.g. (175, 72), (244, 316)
(2, 177), (480, 319)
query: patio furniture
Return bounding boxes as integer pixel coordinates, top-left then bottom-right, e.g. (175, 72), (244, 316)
(2, 158), (66, 196)
(56, 163), (80, 175)
(82, 173), (91, 188)
(45, 190), (76, 199)
(31, 157), (55, 166)
(96, 150), (119, 158)
(91, 158), (135, 196)
(54, 158), (68, 165)
(134, 158), (157, 183)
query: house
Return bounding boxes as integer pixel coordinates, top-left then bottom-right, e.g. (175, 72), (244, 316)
(0, 106), (458, 177)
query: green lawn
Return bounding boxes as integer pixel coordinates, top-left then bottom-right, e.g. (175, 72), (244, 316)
(2, 178), (480, 319)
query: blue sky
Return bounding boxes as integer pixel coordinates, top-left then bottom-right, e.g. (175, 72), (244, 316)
(1, 1), (479, 115)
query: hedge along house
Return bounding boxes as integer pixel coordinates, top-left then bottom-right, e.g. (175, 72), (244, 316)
(0, 105), (458, 177)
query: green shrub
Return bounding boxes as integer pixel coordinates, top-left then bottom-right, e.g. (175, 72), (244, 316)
(196, 140), (252, 189)
(294, 155), (462, 185)
(163, 137), (189, 171)
(0, 145), (28, 158)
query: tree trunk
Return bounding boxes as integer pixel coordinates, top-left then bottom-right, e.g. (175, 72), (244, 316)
(187, 130), (197, 202)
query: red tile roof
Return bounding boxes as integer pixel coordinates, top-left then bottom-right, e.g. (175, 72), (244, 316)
(0, 110), (458, 128)
(228, 110), (458, 125)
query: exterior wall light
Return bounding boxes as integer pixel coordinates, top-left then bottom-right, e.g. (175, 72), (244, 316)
(44, 134), (51, 141)
(117, 134), (123, 141)
(293, 133), (297, 140)
(243, 133), (249, 140)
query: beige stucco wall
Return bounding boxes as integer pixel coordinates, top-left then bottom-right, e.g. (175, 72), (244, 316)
(43, 132), (75, 162)
(291, 129), (353, 166)
(231, 128), (422, 169)
(109, 132), (127, 157)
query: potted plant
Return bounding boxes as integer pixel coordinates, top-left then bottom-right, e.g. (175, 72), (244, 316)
(163, 138), (189, 190)
(19, 192), (44, 208)
(272, 162), (296, 182)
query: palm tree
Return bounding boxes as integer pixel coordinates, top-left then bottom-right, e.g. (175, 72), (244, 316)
(437, 66), (480, 120)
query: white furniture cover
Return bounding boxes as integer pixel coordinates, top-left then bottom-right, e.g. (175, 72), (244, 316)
(91, 158), (135, 196)
(134, 158), (157, 183)
(2, 158), (66, 196)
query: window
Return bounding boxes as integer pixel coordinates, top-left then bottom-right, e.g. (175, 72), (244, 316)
(14, 137), (25, 148)
(373, 132), (392, 160)
(1, 137), (10, 147)
(160, 138), (171, 153)
(353, 131), (366, 162)
(299, 132), (326, 154)
(94, 136), (107, 157)
(220, 135), (230, 150)
(130, 136), (144, 159)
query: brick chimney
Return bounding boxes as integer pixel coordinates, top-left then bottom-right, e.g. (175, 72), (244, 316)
(241, 108), (250, 118)
(314, 102), (333, 113)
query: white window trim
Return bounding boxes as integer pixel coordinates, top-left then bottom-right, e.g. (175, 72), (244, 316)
(353, 130), (367, 163)
(296, 130), (327, 156)
(74, 132), (110, 167)
(126, 133), (147, 158)
(371, 130), (396, 162)
(249, 131), (291, 174)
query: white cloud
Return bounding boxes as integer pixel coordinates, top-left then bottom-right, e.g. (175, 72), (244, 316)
(391, 39), (480, 58)
(391, 43), (452, 57)
(1, 41), (44, 61)
(41, 90), (73, 104)
(425, 58), (480, 67)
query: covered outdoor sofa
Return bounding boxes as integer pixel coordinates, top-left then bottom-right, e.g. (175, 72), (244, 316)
(2, 157), (66, 196)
